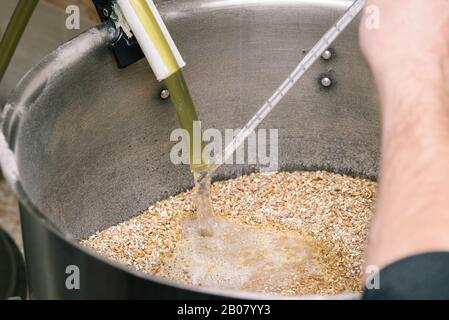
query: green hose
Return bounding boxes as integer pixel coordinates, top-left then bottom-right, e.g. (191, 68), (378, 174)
(0, 0), (39, 84)
(164, 70), (208, 172)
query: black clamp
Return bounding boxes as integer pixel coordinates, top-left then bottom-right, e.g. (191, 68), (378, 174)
(92, 0), (144, 68)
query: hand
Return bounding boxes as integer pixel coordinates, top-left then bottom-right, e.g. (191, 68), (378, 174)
(361, 1), (449, 270)
(359, 0), (449, 92)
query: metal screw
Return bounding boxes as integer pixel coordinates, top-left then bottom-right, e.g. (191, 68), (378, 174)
(321, 49), (333, 61)
(160, 89), (170, 100)
(320, 76), (332, 88)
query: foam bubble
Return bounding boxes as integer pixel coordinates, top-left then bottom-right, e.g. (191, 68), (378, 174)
(157, 216), (321, 294)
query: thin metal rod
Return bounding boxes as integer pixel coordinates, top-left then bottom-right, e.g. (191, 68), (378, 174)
(0, 0), (39, 84)
(204, 0), (365, 178)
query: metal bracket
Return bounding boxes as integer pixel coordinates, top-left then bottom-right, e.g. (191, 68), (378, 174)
(92, 0), (144, 69)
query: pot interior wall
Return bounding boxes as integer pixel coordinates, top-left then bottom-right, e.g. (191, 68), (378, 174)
(13, 0), (379, 240)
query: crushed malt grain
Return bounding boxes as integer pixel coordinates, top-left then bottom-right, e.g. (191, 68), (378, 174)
(81, 170), (377, 296)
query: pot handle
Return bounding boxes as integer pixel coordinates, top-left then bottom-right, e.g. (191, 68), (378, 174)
(0, 228), (27, 299)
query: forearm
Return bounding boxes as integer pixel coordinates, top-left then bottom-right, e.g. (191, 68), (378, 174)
(367, 61), (449, 268)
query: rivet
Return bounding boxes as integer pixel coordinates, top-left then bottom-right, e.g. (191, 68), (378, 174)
(321, 49), (333, 61)
(320, 76), (332, 88)
(160, 89), (170, 100)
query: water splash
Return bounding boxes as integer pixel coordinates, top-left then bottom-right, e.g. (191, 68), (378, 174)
(157, 216), (320, 294)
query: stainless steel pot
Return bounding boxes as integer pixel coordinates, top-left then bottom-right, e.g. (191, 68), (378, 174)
(0, 0), (379, 299)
